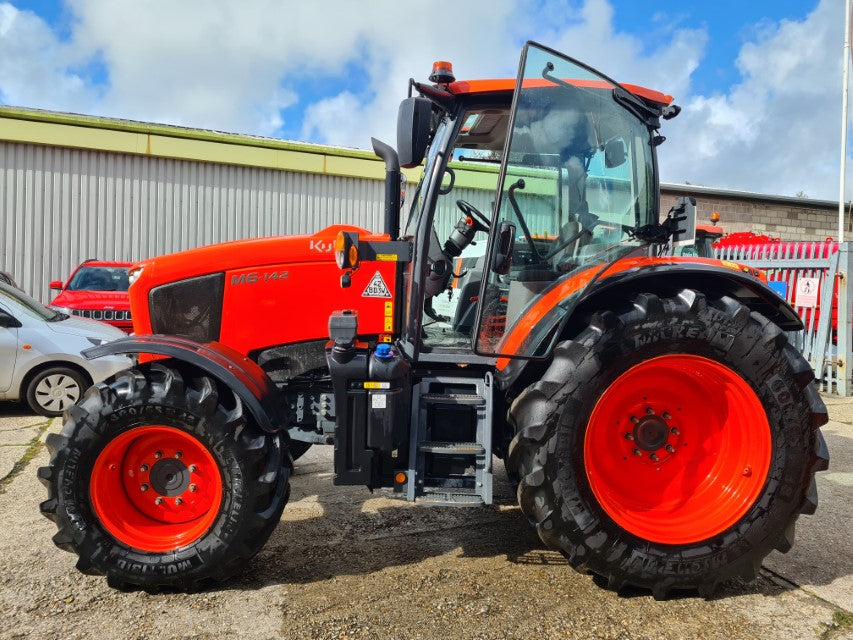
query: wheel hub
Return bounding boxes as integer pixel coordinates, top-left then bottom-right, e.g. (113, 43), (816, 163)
(90, 425), (222, 552)
(634, 415), (668, 451)
(149, 458), (190, 496)
(584, 354), (772, 545)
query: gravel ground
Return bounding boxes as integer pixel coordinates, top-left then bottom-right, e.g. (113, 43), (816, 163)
(0, 402), (851, 640)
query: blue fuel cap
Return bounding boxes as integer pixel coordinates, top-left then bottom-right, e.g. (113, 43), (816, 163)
(374, 343), (393, 358)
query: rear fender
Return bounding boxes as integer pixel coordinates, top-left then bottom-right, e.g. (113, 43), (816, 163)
(497, 265), (802, 388)
(570, 264), (802, 332)
(84, 335), (287, 433)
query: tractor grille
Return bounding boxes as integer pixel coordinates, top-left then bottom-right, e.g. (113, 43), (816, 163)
(71, 308), (132, 321)
(149, 274), (224, 342)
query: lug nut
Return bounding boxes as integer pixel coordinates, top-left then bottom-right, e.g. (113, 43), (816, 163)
(189, 465), (197, 473)
(670, 427), (680, 436)
(175, 497), (183, 506)
(630, 416), (639, 424)
(662, 412), (671, 420)
(154, 451), (162, 459)
(650, 453), (659, 462)
(624, 433), (634, 441)
(646, 407), (655, 415)
(189, 484), (197, 492)
(140, 483), (149, 492)
(632, 448), (642, 456)
(665, 444), (675, 453)
(174, 451), (182, 459)
(154, 497), (163, 505)
(140, 464), (149, 472)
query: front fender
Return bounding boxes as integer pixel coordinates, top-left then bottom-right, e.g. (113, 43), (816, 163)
(84, 334), (287, 433)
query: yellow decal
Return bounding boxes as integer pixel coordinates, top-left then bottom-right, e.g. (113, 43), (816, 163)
(721, 261), (742, 271)
(375, 253), (398, 261)
(384, 301), (393, 315)
(364, 381), (391, 389)
(384, 318), (394, 331)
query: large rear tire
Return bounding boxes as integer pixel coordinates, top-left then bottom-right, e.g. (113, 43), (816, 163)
(507, 290), (829, 598)
(38, 362), (291, 590)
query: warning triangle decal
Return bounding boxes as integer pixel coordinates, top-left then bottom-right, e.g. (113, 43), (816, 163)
(362, 271), (392, 298)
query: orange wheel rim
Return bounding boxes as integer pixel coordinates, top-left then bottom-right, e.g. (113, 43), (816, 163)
(584, 354), (771, 545)
(90, 426), (222, 552)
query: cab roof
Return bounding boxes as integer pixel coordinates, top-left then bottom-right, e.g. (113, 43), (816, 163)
(446, 78), (673, 106)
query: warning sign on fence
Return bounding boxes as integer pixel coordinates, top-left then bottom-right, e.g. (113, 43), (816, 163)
(795, 277), (819, 308)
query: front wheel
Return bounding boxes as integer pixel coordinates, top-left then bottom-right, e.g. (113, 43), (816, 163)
(508, 290), (829, 598)
(39, 363), (291, 590)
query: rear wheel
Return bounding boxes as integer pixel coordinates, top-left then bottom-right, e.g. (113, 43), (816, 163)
(507, 290), (829, 598)
(39, 362), (291, 590)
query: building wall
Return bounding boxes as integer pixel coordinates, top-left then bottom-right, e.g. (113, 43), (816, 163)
(660, 188), (841, 240)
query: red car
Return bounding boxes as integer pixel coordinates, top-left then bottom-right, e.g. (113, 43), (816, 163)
(49, 260), (133, 332)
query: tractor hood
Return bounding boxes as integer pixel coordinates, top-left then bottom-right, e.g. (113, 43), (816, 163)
(128, 225), (398, 355)
(130, 225), (380, 291)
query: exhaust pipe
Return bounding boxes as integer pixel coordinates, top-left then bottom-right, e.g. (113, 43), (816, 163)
(371, 138), (401, 240)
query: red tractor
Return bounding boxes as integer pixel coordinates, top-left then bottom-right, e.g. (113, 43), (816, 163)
(40, 43), (828, 598)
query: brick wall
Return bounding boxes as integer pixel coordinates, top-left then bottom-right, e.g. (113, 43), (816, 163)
(660, 186), (845, 240)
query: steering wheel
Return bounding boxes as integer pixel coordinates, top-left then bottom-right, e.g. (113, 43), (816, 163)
(455, 199), (491, 233)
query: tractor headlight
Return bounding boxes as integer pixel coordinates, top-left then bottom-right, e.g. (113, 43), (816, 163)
(128, 266), (144, 286)
(149, 274), (224, 342)
(334, 231), (359, 270)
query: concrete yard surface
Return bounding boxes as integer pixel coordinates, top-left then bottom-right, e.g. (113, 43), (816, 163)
(0, 398), (851, 640)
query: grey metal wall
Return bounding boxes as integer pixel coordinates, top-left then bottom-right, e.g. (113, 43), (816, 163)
(0, 141), (385, 303)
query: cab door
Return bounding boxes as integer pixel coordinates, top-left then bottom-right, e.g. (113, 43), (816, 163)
(474, 42), (656, 359)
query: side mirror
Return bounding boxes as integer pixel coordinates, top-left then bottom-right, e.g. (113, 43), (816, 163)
(491, 221), (516, 275)
(0, 309), (21, 328)
(669, 196), (697, 247)
(604, 138), (627, 168)
(397, 97), (431, 169)
(49, 280), (63, 290)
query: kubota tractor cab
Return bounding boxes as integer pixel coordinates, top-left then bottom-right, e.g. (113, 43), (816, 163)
(41, 42), (828, 598)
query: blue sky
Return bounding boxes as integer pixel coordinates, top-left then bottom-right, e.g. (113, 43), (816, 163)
(0, 0), (848, 199)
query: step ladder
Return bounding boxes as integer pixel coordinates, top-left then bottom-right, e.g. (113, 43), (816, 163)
(405, 372), (493, 505)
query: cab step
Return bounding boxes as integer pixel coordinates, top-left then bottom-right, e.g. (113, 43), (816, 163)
(405, 373), (494, 506)
(417, 486), (485, 506)
(418, 441), (486, 455)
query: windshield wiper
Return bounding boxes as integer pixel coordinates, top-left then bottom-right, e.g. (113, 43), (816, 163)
(540, 62), (663, 128)
(48, 312), (68, 322)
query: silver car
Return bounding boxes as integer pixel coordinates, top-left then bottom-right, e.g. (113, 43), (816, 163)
(0, 281), (133, 416)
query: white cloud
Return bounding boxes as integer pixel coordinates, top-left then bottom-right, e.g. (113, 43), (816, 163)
(1, 0), (849, 199)
(300, 0), (707, 150)
(660, 0), (849, 199)
(0, 3), (98, 112)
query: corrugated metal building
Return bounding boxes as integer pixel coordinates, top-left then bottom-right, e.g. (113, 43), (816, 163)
(0, 106), (842, 303)
(0, 107), (400, 303)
